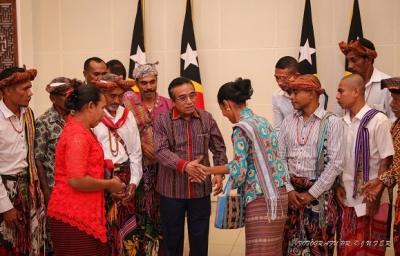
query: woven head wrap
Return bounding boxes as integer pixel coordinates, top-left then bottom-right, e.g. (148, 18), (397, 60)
(339, 40), (377, 59)
(93, 74), (136, 91)
(289, 76), (325, 95)
(45, 78), (83, 94)
(381, 77), (400, 94)
(0, 66), (37, 89)
(132, 61), (159, 80)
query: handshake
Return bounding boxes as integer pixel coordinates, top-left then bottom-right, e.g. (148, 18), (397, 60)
(185, 155), (212, 183)
(184, 155), (225, 196)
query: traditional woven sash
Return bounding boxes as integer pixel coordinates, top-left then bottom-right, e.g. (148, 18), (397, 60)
(124, 97), (155, 164)
(24, 107), (44, 208)
(315, 112), (333, 178)
(24, 107), (45, 254)
(314, 112), (333, 229)
(353, 108), (380, 198)
(101, 108), (129, 130)
(235, 120), (282, 220)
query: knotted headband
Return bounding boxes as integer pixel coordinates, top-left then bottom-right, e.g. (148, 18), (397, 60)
(93, 76), (136, 91)
(45, 78), (83, 94)
(0, 68), (37, 89)
(339, 40), (377, 59)
(289, 76), (325, 95)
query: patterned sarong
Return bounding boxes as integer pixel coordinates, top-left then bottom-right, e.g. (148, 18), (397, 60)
(283, 176), (337, 256)
(245, 187), (288, 256)
(337, 206), (388, 256)
(135, 162), (162, 255)
(0, 170), (44, 256)
(105, 161), (140, 256)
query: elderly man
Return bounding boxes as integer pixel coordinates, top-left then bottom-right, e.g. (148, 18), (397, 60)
(279, 75), (345, 256)
(337, 38), (395, 122)
(362, 77), (400, 255)
(335, 74), (393, 255)
(92, 74), (142, 255)
(35, 77), (82, 255)
(83, 57), (108, 83)
(35, 77), (82, 204)
(0, 67), (45, 255)
(123, 61), (172, 255)
(154, 77), (227, 256)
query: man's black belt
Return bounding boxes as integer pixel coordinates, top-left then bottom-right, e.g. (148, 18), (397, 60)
(1, 174), (30, 183)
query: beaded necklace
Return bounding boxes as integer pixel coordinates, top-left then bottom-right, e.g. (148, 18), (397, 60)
(9, 116), (23, 133)
(296, 116), (317, 145)
(108, 128), (119, 156)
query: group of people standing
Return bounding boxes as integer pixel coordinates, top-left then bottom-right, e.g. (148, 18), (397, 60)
(1, 36), (400, 256)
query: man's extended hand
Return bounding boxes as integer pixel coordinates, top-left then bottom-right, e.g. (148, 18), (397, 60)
(185, 156), (205, 182)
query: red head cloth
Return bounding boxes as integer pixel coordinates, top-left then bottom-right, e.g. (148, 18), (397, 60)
(93, 75), (136, 91)
(338, 40), (377, 59)
(0, 68), (37, 89)
(289, 76), (325, 95)
(381, 77), (400, 94)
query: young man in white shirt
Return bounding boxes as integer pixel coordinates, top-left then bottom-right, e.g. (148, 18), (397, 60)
(335, 74), (393, 255)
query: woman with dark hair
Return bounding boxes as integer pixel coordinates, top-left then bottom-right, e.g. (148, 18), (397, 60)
(199, 78), (289, 255)
(47, 84), (126, 256)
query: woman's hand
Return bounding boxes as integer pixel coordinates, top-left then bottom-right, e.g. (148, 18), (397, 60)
(107, 176), (126, 193)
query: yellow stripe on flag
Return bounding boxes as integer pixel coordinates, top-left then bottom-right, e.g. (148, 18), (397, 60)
(191, 80), (203, 93)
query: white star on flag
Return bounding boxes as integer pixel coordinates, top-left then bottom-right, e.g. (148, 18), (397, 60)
(180, 43), (198, 70)
(130, 45), (147, 64)
(298, 39), (316, 65)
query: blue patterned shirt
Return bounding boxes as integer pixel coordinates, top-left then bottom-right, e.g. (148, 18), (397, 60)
(227, 108), (289, 206)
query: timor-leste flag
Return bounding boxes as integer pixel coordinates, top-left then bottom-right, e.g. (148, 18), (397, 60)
(298, 0), (328, 109)
(129, 0), (146, 93)
(298, 0), (316, 75)
(345, 0), (363, 76)
(180, 0), (204, 110)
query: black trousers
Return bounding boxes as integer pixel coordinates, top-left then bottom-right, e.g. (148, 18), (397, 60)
(160, 194), (211, 256)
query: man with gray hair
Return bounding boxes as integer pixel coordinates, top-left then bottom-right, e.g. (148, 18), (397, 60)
(92, 74), (142, 255)
(123, 62), (172, 255)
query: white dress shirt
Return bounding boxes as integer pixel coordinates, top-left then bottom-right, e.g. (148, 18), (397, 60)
(335, 68), (395, 122)
(92, 106), (142, 186)
(278, 106), (345, 198)
(272, 89), (326, 135)
(341, 105), (394, 207)
(0, 99), (29, 212)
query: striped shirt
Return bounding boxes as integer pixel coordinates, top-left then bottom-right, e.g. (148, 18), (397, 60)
(154, 107), (228, 199)
(278, 106), (345, 198)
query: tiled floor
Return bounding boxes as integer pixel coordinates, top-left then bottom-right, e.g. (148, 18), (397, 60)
(182, 202), (397, 256)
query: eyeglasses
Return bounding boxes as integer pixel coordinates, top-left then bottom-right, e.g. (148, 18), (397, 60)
(176, 92), (197, 102)
(274, 75), (295, 81)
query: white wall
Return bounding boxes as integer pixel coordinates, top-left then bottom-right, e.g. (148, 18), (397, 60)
(17, 0), (400, 162)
